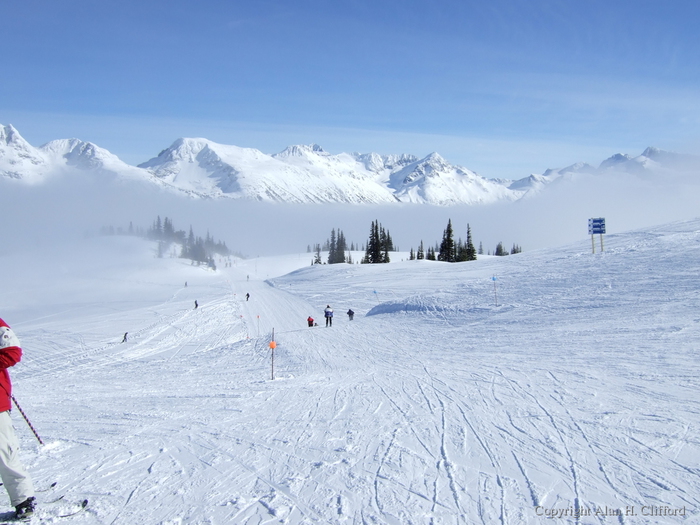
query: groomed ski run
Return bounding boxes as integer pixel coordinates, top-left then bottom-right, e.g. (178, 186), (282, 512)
(2, 219), (699, 524)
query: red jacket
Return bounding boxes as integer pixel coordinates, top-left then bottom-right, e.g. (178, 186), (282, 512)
(0, 318), (22, 412)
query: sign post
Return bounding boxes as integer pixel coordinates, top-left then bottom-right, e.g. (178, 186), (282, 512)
(588, 218), (606, 254)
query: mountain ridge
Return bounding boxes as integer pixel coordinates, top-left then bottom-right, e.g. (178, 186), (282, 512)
(2, 123), (697, 205)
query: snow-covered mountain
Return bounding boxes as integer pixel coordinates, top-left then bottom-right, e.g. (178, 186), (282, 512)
(0, 124), (48, 182)
(2, 123), (698, 205)
(387, 152), (516, 205)
(138, 139), (401, 203)
(0, 124), (160, 185)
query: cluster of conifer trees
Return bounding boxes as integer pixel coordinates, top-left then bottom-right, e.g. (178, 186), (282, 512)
(310, 228), (354, 264)
(409, 219), (477, 262)
(362, 220), (394, 264)
(100, 216), (230, 268)
(310, 218), (521, 265)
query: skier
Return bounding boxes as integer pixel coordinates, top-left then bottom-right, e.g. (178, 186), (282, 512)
(307, 316), (314, 327)
(0, 319), (36, 520)
(245, 293), (250, 301)
(121, 332), (128, 343)
(194, 300), (198, 309)
(347, 309), (354, 321)
(324, 305), (334, 327)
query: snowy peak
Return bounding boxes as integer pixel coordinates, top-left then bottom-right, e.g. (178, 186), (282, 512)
(352, 152), (418, 174)
(0, 123), (47, 181)
(0, 124), (31, 149)
(388, 152), (516, 205)
(0, 124), (157, 185)
(41, 138), (124, 171)
(139, 138), (211, 174)
(274, 144), (326, 159)
(393, 153), (451, 186)
(599, 153), (632, 170)
(595, 147), (700, 174)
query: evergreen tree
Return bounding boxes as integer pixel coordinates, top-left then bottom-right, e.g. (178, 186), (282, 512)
(409, 248), (415, 260)
(163, 217), (174, 240)
(154, 216), (163, 239)
(417, 240), (425, 260)
(187, 227), (195, 253)
(478, 241), (484, 255)
(314, 244), (322, 264)
(338, 230), (347, 262)
(326, 228), (348, 264)
(327, 228), (337, 264)
(465, 223), (477, 261)
(438, 219), (456, 262)
(495, 242), (507, 256)
(362, 220), (391, 263)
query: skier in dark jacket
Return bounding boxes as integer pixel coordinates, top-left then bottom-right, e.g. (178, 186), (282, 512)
(0, 319), (36, 520)
(324, 305), (334, 327)
(347, 309), (354, 321)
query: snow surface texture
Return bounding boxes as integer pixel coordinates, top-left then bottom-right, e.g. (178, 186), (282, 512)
(4, 123), (699, 205)
(1, 219), (699, 523)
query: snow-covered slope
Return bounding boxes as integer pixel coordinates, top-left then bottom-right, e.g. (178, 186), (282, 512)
(2, 218), (699, 523)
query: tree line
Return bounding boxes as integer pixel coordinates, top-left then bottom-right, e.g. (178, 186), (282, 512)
(311, 218), (521, 265)
(100, 216), (231, 269)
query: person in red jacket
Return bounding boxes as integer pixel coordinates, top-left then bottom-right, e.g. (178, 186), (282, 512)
(0, 319), (36, 520)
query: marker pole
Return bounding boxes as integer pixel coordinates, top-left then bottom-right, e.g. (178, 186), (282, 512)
(269, 328), (276, 380)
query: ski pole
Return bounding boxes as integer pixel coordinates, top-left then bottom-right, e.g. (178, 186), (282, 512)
(11, 395), (44, 445)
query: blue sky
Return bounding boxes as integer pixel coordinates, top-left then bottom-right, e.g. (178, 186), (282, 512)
(2, 0), (699, 178)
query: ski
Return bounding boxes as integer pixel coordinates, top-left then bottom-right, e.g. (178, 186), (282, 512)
(37, 482), (58, 493)
(0, 498), (89, 523)
(58, 499), (88, 518)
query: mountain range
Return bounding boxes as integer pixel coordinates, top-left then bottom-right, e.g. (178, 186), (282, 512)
(2, 123), (697, 205)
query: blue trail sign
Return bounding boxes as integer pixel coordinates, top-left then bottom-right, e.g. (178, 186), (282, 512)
(588, 218), (606, 235)
(588, 218), (606, 253)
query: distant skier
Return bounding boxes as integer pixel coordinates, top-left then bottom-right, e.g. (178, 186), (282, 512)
(0, 318), (36, 520)
(121, 332), (128, 343)
(324, 305), (334, 327)
(245, 293), (250, 301)
(184, 281), (187, 287)
(307, 316), (314, 327)
(194, 300), (198, 309)
(347, 309), (354, 321)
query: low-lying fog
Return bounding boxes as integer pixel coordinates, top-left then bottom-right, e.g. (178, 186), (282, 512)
(4, 166), (700, 258)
